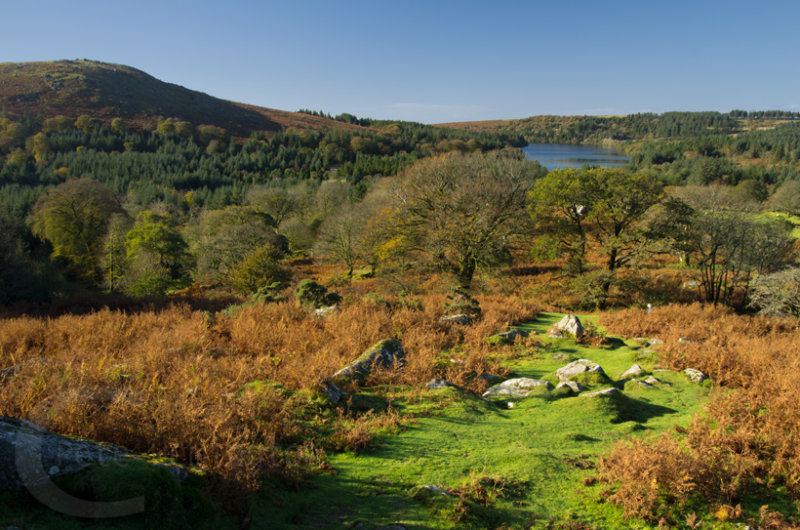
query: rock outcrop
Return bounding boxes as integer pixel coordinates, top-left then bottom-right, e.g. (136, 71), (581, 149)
(332, 339), (406, 383)
(549, 314), (584, 338)
(0, 416), (186, 491)
(482, 378), (551, 399)
(555, 359), (605, 382)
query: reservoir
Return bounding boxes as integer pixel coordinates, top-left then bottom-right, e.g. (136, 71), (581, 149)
(522, 143), (629, 170)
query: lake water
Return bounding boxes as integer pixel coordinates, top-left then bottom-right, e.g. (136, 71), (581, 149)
(521, 143), (629, 170)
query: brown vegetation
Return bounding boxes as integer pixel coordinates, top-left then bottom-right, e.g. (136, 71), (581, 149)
(0, 60), (367, 137)
(0, 287), (539, 505)
(597, 304), (800, 525)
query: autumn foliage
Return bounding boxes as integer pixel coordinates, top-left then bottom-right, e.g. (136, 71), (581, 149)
(597, 304), (800, 525)
(0, 291), (539, 504)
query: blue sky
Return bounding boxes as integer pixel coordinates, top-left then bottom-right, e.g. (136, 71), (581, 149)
(2, 1), (799, 123)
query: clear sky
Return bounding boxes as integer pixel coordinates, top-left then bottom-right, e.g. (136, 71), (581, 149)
(2, 0), (799, 123)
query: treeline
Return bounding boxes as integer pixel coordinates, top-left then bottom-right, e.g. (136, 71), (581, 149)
(729, 109), (800, 119)
(0, 114), (523, 220)
(504, 112), (740, 144)
(630, 121), (800, 187)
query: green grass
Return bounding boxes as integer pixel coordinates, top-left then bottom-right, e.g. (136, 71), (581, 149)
(764, 211), (800, 239)
(0, 312), (718, 528)
(250, 312), (712, 529)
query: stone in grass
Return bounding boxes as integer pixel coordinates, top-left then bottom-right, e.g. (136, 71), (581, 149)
(332, 339), (406, 383)
(684, 368), (707, 384)
(623, 379), (653, 391)
(313, 305), (340, 318)
(556, 381), (583, 393)
(643, 376), (660, 385)
(555, 359), (606, 382)
(482, 378), (552, 399)
(426, 378), (456, 390)
(439, 314), (471, 325)
(580, 387), (621, 398)
(322, 381), (348, 403)
(411, 485), (453, 500)
(619, 364), (645, 380)
(549, 314), (584, 339)
(486, 329), (529, 346)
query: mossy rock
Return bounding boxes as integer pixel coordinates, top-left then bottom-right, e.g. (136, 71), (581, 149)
(569, 370), (614, 389)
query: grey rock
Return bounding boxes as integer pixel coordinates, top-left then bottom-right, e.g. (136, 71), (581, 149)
(626, 378), (653, 388)
(0, 416), (186, 491)
(552, 353), (568, 360)
(313, 305), (340, 318)
(482, 378), (551, 398)
(487, 329), (529, 345)
(439, 314), (470, 325)
(620, 364), (644, 379)
(422, 485), (452, 497)
(678, 337), (697, 344)
(548, 331), (564, 338)
(647, 338), (664, 346)
(556, 381), (583, 393)
(332, 339), (406, 382)
(580, 388), (621, 398)
(555, 359), (605, 382)
(322, 381), (347, 403)
(550, 314), (584, 338)
(426, 378), (455, 390)
(682, 280), (701, 288)
(643, 376), (660, 385)
(684, 368), (707, 384)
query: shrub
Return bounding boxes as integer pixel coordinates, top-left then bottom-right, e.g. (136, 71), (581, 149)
(295, 279), (341, 309)
(749, 267), (800, 318)
(228, 244), (291, 294)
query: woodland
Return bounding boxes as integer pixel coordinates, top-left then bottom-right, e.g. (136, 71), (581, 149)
(1, 105), (800, 529)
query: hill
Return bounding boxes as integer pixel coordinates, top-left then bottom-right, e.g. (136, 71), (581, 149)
(0, 59), (365, 137)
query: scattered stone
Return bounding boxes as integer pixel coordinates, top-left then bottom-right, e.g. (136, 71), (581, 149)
(625, 379), (653, 389)
(647, 338), (664, 346)
(332, 339), (406, 382)
(637, 349), (655, 358)
(684, 368), (707, 384)
(556, 381), (583, 393)
(682, 280), (701, 288)
(506, 402), (515, 409)
(478, 373), (504, 386)
(322, 381), (347, 403)
(580, 388), (621, 398)
(487, 329), (529, 345)
(439, 314), (470, 325)
(678, 337), (697, 344)
(548, 331), (564, 339)
(549, 314), (584, 338)
(0, 416), (187, 490)
(643, 376), (660, 385)
(619, 364), (645, 379)
(555, 359), (605, 382)
(426, 378), (455, 390)
(421, 485), (452, 498)
(482, 378), (551, 399)
(313, 305), (340, 318)
(552, 353), (568, 360)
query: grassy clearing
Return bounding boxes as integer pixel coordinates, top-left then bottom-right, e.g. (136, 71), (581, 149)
(253, 312), (709, 529)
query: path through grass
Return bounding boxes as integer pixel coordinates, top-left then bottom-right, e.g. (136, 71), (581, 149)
(254, 312), (710, 529)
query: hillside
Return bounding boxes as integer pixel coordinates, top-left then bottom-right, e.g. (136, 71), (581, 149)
(0, 60), (365, 137)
